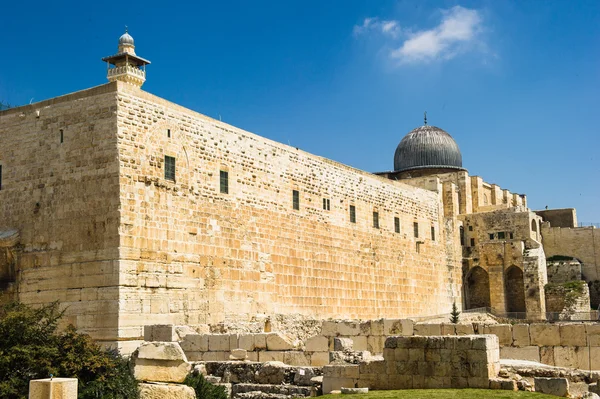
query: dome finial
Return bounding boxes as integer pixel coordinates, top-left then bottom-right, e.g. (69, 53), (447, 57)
(125, 25), (128, 33)
(424, 111), (427, 126)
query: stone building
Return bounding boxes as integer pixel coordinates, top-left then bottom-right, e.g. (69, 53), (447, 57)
(0, 32), (590, 352)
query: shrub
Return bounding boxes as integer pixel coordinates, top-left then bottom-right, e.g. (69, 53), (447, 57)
(184, 371), (228, 399)
(0, 301), (138, 399)
(449, 302), (461, 324)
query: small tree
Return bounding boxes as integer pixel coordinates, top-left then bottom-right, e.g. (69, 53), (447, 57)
(450, 302), (461, 324)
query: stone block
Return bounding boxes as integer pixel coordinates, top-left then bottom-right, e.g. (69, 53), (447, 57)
(351, 336), (368, 351)
(455, 324), (475, 335)
(29, 378), (78, 399)
(559, 324), (587, 347)
(144, 325), (177, 342)
(133, 358), (191, 383)
(582, 392), (600, 399)
(553, 346), (589, 369)
(587, 324), (600, 347)
(208, 335), (230, 351)
(322, 320), (361, 337)
(310, 351), (329, 367)
(590, 382), (600, 395)
(489, 378), (517, 391)
(247, 351), (259, 362)
(499, 346), (540, 362)
(591, 347), (600, 370)
(383, 319), (413, 336)
(266, 333), (295, 351)
(441, 324), (456, 335)
(284, 351), (310, 366)
(139, 382), (196, 399)
(370, 319), (384, 336)
(254, 333), (267, 350)
(180, 334), (208, 353)
(258, 351), (285, 363)
(294, 367), (318, 386)
(305, 336), (328, 352)
(333, 337), (353, 351)
(367, 336), (386, 353)
(202, 351), (230, 361)
(230, 349), (247, 360)
(238, 334), (255, 351)
(229, 334), (239, 350)
(511, 324), (530, 347)
(540, 346), (555, 365)
(137, 342), (188, 362)
(534, 377), (569, 397)
(530, 324), (561, 346)
(413, 324), (441, 336)
(483, 324), (512, 346)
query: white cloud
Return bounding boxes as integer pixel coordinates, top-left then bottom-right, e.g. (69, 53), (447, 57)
(390, 6), (483, 64)
(353, 17), (401, 38)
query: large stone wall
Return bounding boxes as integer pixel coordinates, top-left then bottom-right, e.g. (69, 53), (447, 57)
(113, 83), (461, 347)
(542, 225), (600, 281)
(322, 335), (500, 392)
(0, 84), (121, 340)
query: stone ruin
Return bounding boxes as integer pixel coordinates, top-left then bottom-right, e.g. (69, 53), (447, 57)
(128, 320), (600, 399)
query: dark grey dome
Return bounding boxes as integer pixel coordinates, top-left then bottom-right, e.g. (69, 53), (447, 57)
(119, 32), (134, 46)
(393, 125), (464, 172)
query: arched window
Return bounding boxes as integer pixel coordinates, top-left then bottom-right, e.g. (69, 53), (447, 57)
(531, 219), (537, 232)
(483, 194), (488, 205)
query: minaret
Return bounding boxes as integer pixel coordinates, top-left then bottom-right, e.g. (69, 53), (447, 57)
(102, 28), (151, 87)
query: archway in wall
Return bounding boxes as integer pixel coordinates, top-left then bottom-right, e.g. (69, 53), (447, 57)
(465, 266), (491, 310)
(505, 266), (526, 313)
(531, 219), (538, 240)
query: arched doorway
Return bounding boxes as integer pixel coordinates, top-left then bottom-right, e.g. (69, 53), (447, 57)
(465, 266), (491, 309)
(505, 266), (526, 313)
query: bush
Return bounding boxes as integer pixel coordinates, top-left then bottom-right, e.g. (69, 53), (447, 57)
(0, 301), (138, 399)
(184, 371), (227, 399)
(449, 302), (461, 324)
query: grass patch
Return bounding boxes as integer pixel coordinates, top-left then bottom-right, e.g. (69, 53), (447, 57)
(321, 389), (556, 399)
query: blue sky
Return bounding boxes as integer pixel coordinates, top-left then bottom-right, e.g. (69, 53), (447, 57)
(1, 0), (599, 221)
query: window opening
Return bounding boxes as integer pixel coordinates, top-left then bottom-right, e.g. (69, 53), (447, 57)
(292, 190), (300, 210)
(349, 205), (356, 223)
(413, 222), (419, 238)
(167, 129), (171, 138)
(497, 232), (506, 240)
(164, 156), (176, 181)
(431, 226), (435, 241)
(60, 129), (64, 144)
(373, 212), (379, 229)
(470, 238), (475, 246)
(323, 198), (330, 211)
(509, 232), (514, 239)
(394, 217), (400, 233)
(489, 233), (494, 240)
(220, 170), (229, 194)
(460, 226), (465, 245)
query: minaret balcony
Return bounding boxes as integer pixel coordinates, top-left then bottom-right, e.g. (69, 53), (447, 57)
(107, 65), (146, 86)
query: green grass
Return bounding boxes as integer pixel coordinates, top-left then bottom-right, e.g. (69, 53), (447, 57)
(321, 389), (556, 399)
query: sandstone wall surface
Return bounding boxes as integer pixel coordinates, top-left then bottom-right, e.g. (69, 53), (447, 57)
(114, 83), (461, 343)
(0, 83), (121, 340)
(542, 226), (600, 281)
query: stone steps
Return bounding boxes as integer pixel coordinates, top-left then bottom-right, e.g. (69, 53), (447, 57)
(231, 383), (311, 399)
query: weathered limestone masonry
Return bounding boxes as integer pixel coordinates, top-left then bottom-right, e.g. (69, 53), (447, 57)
(460, 208), (547, 318)
(114, 82), (461, 349)
(542, 225), (600, 281)
(322, 335), (500, 392)
(0, 83), (121, 340)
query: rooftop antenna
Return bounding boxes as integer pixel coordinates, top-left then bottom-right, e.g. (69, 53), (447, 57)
(424, 111), (427, 126)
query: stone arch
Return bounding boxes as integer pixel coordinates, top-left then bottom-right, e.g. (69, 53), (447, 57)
(465, 266), (491, 310)
(531, 219), (537, 232)
(505, 266), (526, 313)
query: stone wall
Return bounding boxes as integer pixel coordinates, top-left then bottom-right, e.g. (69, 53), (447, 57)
(0, 83), (121, 341)
(114, 82), (461, 347)
(546, 260), (582, 283)
(536, 208), (577, 228)
(322, 335), (500, 392)
(542, 225), (600, 281)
